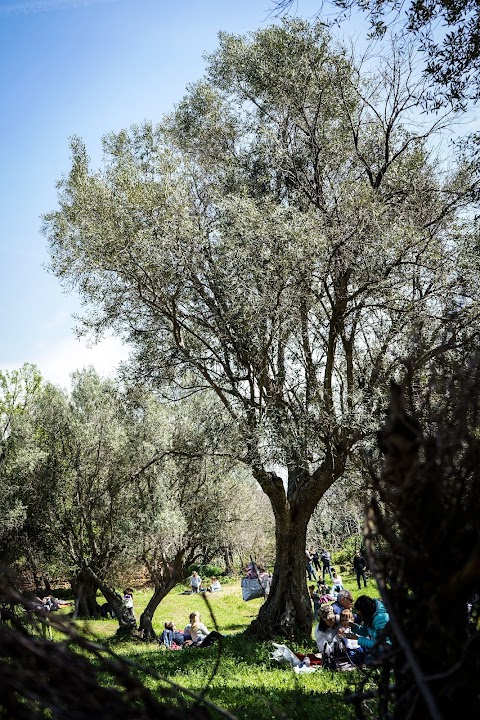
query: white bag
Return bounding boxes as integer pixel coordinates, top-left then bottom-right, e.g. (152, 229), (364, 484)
(270, 642), (302, 666)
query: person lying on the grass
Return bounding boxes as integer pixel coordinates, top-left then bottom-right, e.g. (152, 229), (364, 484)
(161, 621), (185, 647)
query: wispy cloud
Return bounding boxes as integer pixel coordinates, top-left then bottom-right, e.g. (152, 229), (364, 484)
(0, 0), (119, 17)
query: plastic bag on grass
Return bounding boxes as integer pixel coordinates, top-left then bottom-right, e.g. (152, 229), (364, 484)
(270, 643), (302, 666)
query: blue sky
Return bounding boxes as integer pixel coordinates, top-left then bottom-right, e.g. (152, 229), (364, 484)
(2, 0), (342, 389)
(4, 0), (463, 391)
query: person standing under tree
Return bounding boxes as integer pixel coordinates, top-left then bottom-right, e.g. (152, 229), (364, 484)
(320, 549), (333, 582)
(306, 549), (317, 581)
(122, 588), (135, 622)
(353, 551), (368, 590)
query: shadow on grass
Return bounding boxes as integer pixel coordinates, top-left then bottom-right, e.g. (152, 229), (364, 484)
(122, 632), (355, 720)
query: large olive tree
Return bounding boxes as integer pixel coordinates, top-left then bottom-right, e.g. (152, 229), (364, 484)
(43, 20), (479, 637)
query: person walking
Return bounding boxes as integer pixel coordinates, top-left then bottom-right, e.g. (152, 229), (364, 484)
(353, 551), (368, 590)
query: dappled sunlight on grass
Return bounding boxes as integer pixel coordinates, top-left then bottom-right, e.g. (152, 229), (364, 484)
(52, 575), (371, 719)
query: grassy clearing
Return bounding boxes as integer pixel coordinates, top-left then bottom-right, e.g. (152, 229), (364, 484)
(57, 572), (377, 719)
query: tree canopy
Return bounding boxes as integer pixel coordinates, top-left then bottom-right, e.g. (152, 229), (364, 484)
(272, 0), (480, 107)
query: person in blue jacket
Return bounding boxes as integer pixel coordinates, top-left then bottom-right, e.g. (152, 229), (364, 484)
(347, 595), (391, 665)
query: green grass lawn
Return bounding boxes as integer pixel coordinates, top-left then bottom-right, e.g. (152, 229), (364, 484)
(57, 572), (377, 720)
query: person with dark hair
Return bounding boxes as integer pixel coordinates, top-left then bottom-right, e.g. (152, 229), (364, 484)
(346, 595), (391, 665)
(320, 549), (333, 582)
(161, 621), (185, 648)
(305, 549), (317, 581)
(331, 568), (343, 595)
(353, 551), (368, 589)
(122, 588), (135, 621)
(100, 602), (115, 619)
(312, 548), (321, 572)
(308, 584), (321, 618)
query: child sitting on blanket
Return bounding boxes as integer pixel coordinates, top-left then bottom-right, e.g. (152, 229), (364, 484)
(337, 608), (365, 665)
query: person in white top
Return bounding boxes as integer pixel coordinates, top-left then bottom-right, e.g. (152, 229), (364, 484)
(208, 577), (222, 592)
(185, 611), (209, 642)
(190, 571), (202, 593)
(184, 611), (224, 648)
(337, 608), (365, 665)
(314, 603), (340, 654)
(122, 587), (135, 621)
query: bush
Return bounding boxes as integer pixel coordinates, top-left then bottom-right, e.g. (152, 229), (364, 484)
(200, 564), (224, 578)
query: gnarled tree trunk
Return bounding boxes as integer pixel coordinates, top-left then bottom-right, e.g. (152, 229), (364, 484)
(249, 505), (312, 639)
(139, 552), (185, 641)
(71, 568), (100, 618)
(249, 458), (342, 640)
(81, 567), (138, 632)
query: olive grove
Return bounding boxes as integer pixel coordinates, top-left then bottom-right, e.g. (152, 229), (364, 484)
(0, 367), (263, 633)
(43, 19), (480, 637)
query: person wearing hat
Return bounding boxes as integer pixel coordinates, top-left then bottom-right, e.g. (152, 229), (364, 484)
(314, 603), (340, 654)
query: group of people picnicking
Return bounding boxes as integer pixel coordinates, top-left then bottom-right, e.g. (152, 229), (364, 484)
(303, 549), (391, 668)
(160, 611), (224, 649)
(189, 571), (222, 594)
(313, 589), (391, 667)
(156, 572), (225, 650)
(31, 551), (388, 667)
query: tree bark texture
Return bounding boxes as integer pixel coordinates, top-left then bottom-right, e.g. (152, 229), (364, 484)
(138, 583), (177, 641)
(250, 507), (312, 639)
(71, 570), (100, 618)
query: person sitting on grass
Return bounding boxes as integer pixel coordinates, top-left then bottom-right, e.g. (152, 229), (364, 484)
(337, 608), (365, 666)
(183, 611), (224, 648)
(347, 595), (392, 665)
(314, 603), (340, 655)
(190, 571), (202, 593)
(208, 577), (222, 592)
(331, 569), (344, 595)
